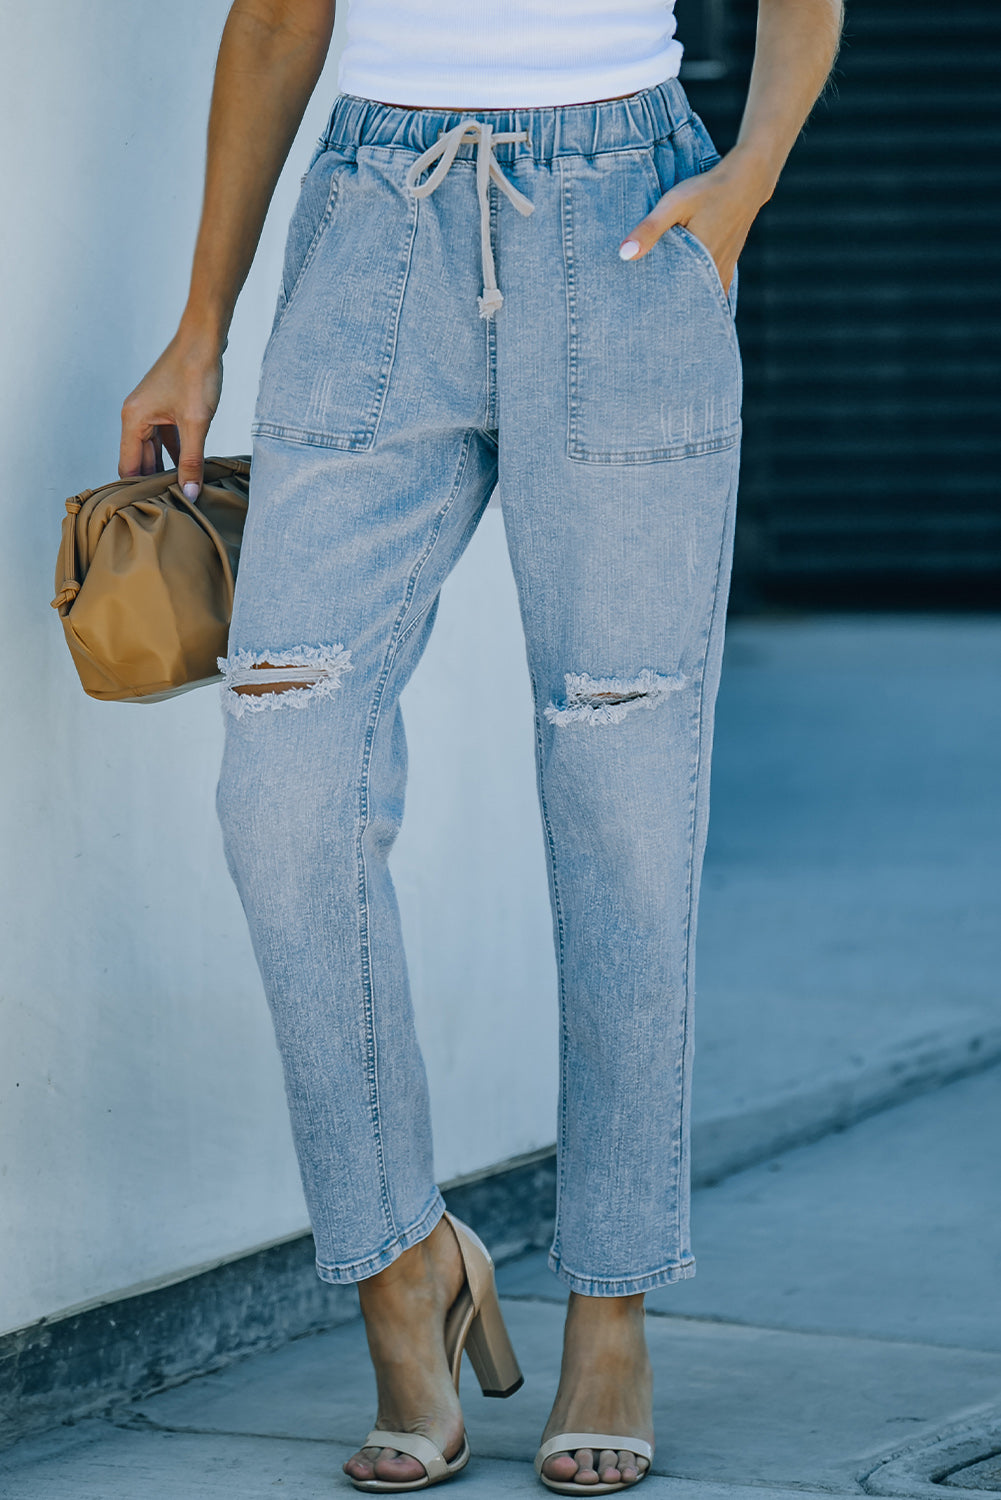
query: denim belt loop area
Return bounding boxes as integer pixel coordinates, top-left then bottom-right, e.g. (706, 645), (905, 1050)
(404, 119), (534, 318)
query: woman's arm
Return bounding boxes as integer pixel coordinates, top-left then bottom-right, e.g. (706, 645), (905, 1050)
(619, 0), (844, 291)
(119, 0), (336, 494)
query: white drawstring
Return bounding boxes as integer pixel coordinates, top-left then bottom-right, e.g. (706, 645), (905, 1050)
(404, 119), (534, 318)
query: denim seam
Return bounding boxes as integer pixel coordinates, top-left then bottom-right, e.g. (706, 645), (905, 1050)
(327, 132), (695, 167)
(315, 1187), (446, 1284)
(669, 225), (739, 330)
(272, 163), (347, 344)
(353, 430), (476, 1243)
(567, 433), (741, 465)
(389, 433), (476, 657)
(637, 84), (662, 150)
(673, 697), (701, 1260)
(395, 593), (437, 653)
(368, 188), (420, 449)
(529, 668), (570, 1266)
(675, 453), (740, 1258)
(547, 1252), (697, 1297)
(484, 192), (499, 427)
(250, 421), (379, 451)
(561, 160), (579, 467)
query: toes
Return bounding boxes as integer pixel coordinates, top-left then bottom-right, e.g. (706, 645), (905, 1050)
(571, 1448), (600, 1484)
(617, 1449), (641, 1483)
(541, 1444), (651, 1485)
(373, 1447), (428, 1483)
(575, 1450), (600, 1484)
(542, 1451), (581, 1481)
(541, 1444), (652, 1486)
(598, 1448), (622, 1482)
(342, 1445), (381, 1480)
(343, 1445), (428, 1483)
(543, 1448), (601, 1484)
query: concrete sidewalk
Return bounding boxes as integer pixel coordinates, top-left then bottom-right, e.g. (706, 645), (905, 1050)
(690, 615), (1001, 1182)
(4, 1064), (1000, 1497)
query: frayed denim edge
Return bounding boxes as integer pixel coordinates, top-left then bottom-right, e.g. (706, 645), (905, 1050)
(217, 644), (353, 719)
(544, 669), (687, 727)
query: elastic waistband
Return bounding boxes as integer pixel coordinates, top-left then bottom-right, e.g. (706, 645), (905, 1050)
(321, 77), (694, 164)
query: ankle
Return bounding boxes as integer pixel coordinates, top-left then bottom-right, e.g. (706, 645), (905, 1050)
(566, 1291), (646, 1329)
(358, 1219), (464, 1325)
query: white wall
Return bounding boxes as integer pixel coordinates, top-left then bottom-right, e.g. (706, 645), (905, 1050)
(0, 1), (558, 1336)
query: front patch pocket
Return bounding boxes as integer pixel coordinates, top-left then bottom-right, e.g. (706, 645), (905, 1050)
(562, 150), (742, 464)
(253, 148), (418, 451)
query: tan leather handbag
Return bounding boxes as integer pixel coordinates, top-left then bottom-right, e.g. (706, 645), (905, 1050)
(51, 457), (250, 702)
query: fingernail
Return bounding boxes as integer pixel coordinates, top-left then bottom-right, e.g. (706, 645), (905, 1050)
(183, 482), (200, 500)
(619, 240), (641, 260)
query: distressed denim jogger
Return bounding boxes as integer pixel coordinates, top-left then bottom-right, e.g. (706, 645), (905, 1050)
(215, 76), (742, 1297)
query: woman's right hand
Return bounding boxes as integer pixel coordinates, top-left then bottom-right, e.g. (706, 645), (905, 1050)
(117, 0), (339, 496)
(119, 328), (224, 498)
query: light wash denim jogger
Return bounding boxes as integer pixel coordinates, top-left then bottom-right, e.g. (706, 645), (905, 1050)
(215, 77), (742, 1297)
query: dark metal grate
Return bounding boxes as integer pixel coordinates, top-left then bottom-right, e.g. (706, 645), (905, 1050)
(679, 0), (1001, 609)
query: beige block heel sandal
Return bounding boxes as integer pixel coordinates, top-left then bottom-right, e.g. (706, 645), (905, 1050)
(348, 1211), (524, 1492)
(535, 1433), (654, 1494)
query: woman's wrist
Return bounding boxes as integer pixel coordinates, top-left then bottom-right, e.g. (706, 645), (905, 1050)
(176, 302), (230, 361)
(721, 139), (785, 209)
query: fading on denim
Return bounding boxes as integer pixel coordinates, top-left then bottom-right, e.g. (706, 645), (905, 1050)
(215, 76), (741, 1296)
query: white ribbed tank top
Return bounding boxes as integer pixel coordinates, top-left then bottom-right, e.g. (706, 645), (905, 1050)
(336, 0), (684, 110)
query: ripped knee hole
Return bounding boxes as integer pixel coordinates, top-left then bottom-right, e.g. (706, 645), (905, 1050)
(218, 646), (353, 717)
(544, 669), (687, 727)
(229, 663), (327, 697)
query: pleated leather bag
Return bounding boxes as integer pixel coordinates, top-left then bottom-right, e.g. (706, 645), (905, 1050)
(51, 457), (250, 702)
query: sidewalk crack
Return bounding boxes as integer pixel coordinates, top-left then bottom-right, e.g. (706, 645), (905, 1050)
(111, 1412), (343, 1444)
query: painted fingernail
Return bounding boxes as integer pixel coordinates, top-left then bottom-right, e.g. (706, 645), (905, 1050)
(183, 482), (200, 500)
(619, 240), (641, 260)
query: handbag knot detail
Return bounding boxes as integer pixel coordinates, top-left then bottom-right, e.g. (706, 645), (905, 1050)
(51, 456), (251, 703)
(51, 578), (81, 608)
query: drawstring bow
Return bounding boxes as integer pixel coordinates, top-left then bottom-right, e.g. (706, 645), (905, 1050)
(405, 119), (534, 318)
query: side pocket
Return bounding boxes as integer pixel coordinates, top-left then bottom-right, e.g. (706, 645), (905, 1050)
(670, 224), (735, 321)
(302, 133), (332, 181)
(271, 149), (351, 341)
(689, 111), (723, 173)
(651, 124), (737, 321)
(253, 149), (419, 452)
(562, 150), (742, 465)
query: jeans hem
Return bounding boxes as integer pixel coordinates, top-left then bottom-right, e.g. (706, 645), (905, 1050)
(314, 1189), (446, 1284)
(547, 1251), (696, 1296)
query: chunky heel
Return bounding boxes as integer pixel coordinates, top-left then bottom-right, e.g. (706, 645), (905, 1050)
(465, 1280), (524, 1396)
(348, 1211), (523, 1491)
(442, 1213), (524, 1396)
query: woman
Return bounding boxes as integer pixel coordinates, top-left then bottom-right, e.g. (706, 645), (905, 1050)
(120, 0), (842, 1490)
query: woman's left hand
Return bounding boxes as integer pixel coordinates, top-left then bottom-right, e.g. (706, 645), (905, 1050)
(617, 149), (775, 295)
